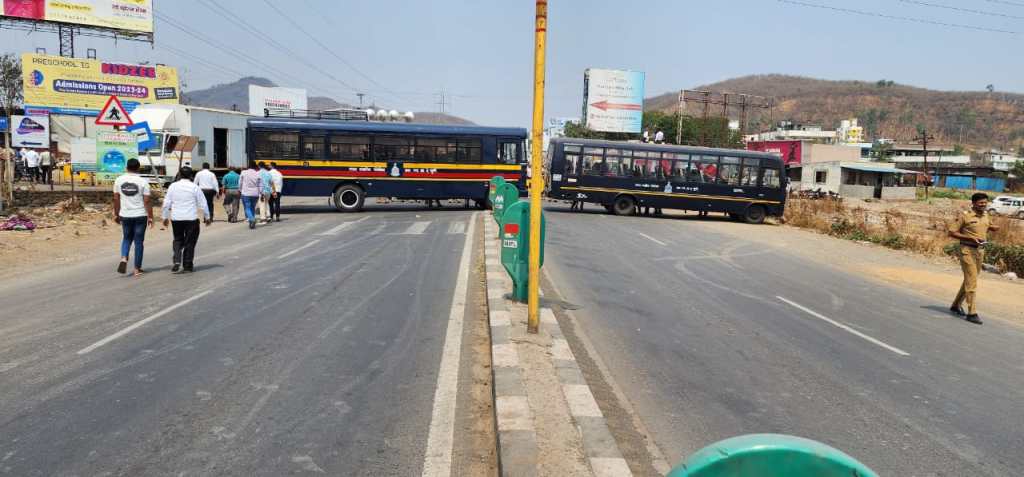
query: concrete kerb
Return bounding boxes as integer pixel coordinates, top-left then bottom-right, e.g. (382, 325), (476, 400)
(482, 218), (631, 477)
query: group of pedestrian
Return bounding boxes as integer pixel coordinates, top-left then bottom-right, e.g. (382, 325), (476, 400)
(641, 129), (665, 144)
(113, 161), (285, 276)
(16, 146), (54, 184)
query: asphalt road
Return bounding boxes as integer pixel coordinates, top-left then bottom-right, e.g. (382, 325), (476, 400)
(543, 205), (1024, 476)
(0, 199), (486, 476)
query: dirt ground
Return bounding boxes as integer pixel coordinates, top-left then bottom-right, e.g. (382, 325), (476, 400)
(0, 198), (230, 280)
(697, 217), (1024, 325)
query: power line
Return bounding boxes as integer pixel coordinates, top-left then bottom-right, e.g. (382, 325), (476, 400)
(776, 0), (1019, 34)
(896, 0), (1024, 20)
(984, 0), (1024, 8)
(197, 0), (364, 98)
(259, 0), (406, 103)
(153, 12), (351, 100)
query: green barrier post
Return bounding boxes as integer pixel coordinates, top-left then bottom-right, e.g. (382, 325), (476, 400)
(500, 200), (545, 303)
(492, 182), (520, 228)
(488, 176), (507, 211)
(668, 434), (878, 477)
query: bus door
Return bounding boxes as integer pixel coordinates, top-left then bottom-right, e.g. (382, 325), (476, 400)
(498, 137), (526, 191)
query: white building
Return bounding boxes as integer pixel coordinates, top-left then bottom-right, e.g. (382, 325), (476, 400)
(543, 117), (579, 152)
(792, 161), (918, 200)
(983, 149), (1021, 171)
(749, 122), (837, 143)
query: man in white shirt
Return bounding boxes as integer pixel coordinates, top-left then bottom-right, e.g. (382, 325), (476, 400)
(654, 129), (665, 144)
(194, 162), (220, 222)
(113, 159), (153, 276)
(161, 167), (211, 273)
(39, 147), (52, 185)
(268, 162), (284, 222)
(23, 148), (40, 183)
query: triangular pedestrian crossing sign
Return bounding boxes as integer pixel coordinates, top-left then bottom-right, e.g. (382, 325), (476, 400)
(95, 95), (134, 127)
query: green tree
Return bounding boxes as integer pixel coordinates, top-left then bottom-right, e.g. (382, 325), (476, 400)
(0, 53), (23, 151)
(871, 142), (893, 162)
(563, 111), (742, 149)
(1012, 160), (1024, 178)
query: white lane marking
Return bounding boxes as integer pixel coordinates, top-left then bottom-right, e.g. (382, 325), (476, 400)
(422, 212), (477, 477)
(777, 296), (910, 356)
(398, 221), (431, 235)
(637, 232), (667, 246)
(316, 216), (368, 236)
(78, 291), (213, 355)
(447, 221), (466, 235)
(278, 239), (320, 259)
(0, 362), (19, 373)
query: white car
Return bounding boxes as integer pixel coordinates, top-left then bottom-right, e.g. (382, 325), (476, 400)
(988, 196), (1024, 218)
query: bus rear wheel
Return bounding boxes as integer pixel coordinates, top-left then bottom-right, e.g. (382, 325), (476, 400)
(612, 195), (636, 216)
(333, 184), (365, 212)
(743, 205), (766, 224)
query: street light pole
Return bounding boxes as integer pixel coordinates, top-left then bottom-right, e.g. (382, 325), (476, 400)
(527, 0), (548, 334)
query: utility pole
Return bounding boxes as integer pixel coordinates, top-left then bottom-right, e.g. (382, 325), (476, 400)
(356, 93), (365, 107)
(436, 90), (447, 114)
(914, 129), (935, 200)
(527, 0), (547, 334)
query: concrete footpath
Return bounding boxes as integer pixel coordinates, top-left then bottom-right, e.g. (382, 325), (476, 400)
(483, 218), (631, 477)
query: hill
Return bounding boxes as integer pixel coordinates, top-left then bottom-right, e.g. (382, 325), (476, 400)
(644, 74), (1024, 149)
(182, 77), (474, 125)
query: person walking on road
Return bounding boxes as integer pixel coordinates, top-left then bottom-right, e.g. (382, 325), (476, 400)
(948, 192), (1000, 325)
(221, 167), (241, 223)
(23, 148), (40, 183)
(195, 162), (219, 222)
(161, 167), (211, 273)
(39, 147), (52, 185)
(269, 162), (284, 222)
(112, 159), (153, 276)
(258, 162), (273, 224)
(239, 163), (263, 230)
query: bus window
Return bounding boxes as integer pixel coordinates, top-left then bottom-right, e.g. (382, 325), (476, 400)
(604, 156), (622, 176)
(374, 136), (413, 162)
(688, 156), (718, 183)
(498, 141), (520, 164)
(564, 154), (580, 175)
(719, 157), (741, 185)
(564, 145), (581, 154)
(740, 158), (760, 187)
(455, 139), (482, 163)
(619, 156), (633, 176)
(301, 135), (325, 160)
(582, 154), (602, 175)
(254, 132), (299, 161)
(669, 158), (689, 183)
(414, 137), (448, 162)
(329, 135), (370, 161)
(632, 158), (648, 177)
(762, 167), (781, 188)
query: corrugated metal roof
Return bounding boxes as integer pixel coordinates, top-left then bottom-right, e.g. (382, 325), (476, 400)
(842, 163), (920, 174)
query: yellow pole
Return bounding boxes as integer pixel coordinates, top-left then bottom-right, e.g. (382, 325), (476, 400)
(527, 0), (547, 334)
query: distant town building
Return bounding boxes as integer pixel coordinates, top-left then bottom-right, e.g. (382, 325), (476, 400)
(981, 149), (1021, 172)
(888, 143), (970, 165)
(748, 121), (837, 143)
(836, 118), (865, 144)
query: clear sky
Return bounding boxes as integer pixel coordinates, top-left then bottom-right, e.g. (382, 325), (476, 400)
(1, 0), (1020, 127)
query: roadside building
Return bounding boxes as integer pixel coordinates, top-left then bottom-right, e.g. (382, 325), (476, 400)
(889, 143), (970, 166)
(982, 149), (1021, 172)
(747, 121), (837, 144)
(791, 161), (918, 199)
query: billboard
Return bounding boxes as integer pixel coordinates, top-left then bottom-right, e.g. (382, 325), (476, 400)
(11, 114), (50, 148)
(582, 68), (645, 133)
(22, 53), (179, 116)
(248, 85), (307, 116)
(747, 140), (803, 165)
(2, 0), (153, 33)
(96, 130), (137, 174)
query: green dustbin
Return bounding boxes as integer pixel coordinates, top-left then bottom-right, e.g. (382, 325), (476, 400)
(668, 434), (878, 477)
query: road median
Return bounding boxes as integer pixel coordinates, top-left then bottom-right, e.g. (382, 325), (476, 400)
(483, 217), (631, 477)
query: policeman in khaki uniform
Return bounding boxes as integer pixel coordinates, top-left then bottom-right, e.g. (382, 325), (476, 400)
(948, 192), (1000, 324)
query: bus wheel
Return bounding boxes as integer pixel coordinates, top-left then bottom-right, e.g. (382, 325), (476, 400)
(612, 195), (636, 216)
(333, 184), (365, 212)
(743, 205), (766, 224)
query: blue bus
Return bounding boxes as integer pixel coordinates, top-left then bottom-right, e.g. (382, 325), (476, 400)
(546, 137), (786, 223)
(247, 118), (529, 212)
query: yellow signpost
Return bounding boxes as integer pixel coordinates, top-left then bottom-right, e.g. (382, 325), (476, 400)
(527, 0), (548, 334)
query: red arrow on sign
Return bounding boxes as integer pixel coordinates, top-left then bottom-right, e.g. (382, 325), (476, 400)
(590, 100), (642, 111)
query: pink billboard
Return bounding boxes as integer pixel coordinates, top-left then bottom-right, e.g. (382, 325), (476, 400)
(747, 140), (803, 165)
